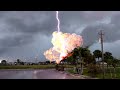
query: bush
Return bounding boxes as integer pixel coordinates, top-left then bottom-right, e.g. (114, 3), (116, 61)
(87, 64), (102, 77)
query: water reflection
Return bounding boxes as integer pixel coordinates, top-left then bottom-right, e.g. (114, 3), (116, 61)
(32, 70), (38, 79)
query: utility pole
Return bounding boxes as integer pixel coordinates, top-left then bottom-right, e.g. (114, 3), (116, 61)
(98, 30), (105, 79)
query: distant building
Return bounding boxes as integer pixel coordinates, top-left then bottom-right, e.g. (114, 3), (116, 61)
(96, 61), (107, 66)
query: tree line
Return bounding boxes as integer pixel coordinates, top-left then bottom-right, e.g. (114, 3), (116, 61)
(0, 59), (55, 66)
(63, 46), (120, 77)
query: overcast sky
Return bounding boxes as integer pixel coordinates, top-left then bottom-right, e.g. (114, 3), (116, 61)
(0, 11), (120, 62)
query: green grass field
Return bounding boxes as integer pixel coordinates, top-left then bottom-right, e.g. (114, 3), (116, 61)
(95, 67), (120, 79)
(67, 68), (76, 74)
(0, 64), (74, 69)
(67, 67), (120, 79)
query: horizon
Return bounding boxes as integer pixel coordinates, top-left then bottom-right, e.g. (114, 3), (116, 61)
(0, 11), (120, 62)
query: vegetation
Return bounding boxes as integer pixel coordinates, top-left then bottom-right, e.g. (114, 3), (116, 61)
(93, 50), (102, 61)
(65, 46), (120, 79)
(0, 64), (74, 69)
(66, 46), (96, 74)
(1, 60), (7, 65)
(0, 46), (120, 79)
(67, 67), (120, 79)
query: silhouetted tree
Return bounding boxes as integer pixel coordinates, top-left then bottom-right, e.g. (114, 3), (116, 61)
(20, 62), (24, 65)
(1, 60), (7, 65)
(104, 52), (113, 69)
(112, 58), (119, 78)
(17, 59), (21, 64)
(46, 61), (50, 64)
(67, 47), (92, 74)
(93, 50), (102, 62)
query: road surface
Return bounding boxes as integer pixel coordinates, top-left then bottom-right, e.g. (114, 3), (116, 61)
(0, 69), (84, 79)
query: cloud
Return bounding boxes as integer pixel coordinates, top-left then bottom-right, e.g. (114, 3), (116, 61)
(90, 40), (120, 59)
(0, 11), (120, 61)
(1, 11), (57, 35)
(0, 11), (56, 56)
(0, 34), (52, 62)
(81, 12), (120, 46)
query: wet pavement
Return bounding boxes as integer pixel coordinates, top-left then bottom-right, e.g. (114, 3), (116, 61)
(0, 69), (82, 79)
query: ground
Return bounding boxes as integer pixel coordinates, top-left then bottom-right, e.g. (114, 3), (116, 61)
(0, 69), (88, 79)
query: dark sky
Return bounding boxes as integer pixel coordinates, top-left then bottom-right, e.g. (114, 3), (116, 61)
(0, 11), (120, 62)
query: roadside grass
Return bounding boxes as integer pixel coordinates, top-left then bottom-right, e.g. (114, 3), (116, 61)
(67, 68), (76, 74)
(67, 67), (120, 79)
(96, 67), (120, 79)
(63, 65), (74, 68)
(0, 64), (74, 69)
(0, 65), (55, 69)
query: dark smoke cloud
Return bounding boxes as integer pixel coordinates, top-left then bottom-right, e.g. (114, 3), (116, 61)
(3, 11), (56, 35)
(0, 34), (34, 54)
(0, 11), (56, 56)
(0, 11), (120, 61)
(81, 13), (120, 46)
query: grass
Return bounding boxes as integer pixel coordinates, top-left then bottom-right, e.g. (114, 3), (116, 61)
(96, 67), (120, 79)
(0, 65), (55, 69)
(0, 64), (74, 69)
(67, 68), (76, 74)
(67, 67), (120, 79)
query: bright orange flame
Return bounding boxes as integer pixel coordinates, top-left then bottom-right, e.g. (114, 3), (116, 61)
(62, 52), (73, 60)
(44, 31), (83, 64)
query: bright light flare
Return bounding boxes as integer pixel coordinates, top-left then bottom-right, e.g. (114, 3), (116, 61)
(44, 11), (83, 64)
(44, 31), (83, 64)
(56, 11), (60, 32)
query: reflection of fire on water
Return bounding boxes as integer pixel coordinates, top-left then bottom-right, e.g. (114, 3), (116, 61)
(44, 11), (83, 64)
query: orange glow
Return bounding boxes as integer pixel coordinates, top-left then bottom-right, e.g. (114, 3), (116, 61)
(62, 52), (73, 60)
(44, 31), (83, 64)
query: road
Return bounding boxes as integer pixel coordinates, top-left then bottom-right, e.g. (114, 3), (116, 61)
(0, 69), (83, 79)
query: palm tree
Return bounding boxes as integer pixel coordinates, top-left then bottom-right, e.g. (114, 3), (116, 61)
(83, 52), (96, 65)
(67, 46), (93, 75)
(17, 59), (21, 65)
(104, 52), (112, 59)
(104, 52), (113, 69)
(77, 47), (91, 74)
(93, 50), (102, 70)
(71, 47), (80, 73)
(93, 50), (102, 63)
(103, 52), (119, 78)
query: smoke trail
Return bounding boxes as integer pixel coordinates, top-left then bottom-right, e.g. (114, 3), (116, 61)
(56, 11), (60, 32)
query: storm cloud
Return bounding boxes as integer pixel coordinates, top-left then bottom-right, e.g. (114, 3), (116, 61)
(81, 13), (120, 46)
(0, 11), (120, 62)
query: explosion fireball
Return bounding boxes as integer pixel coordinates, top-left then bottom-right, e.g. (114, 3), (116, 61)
(44, 11), (83, 64)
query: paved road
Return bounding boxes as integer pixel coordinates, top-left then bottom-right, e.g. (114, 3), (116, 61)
(0, 69), (82, 79)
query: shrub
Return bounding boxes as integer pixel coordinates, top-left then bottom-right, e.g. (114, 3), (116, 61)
(87, 64), (102, 77)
